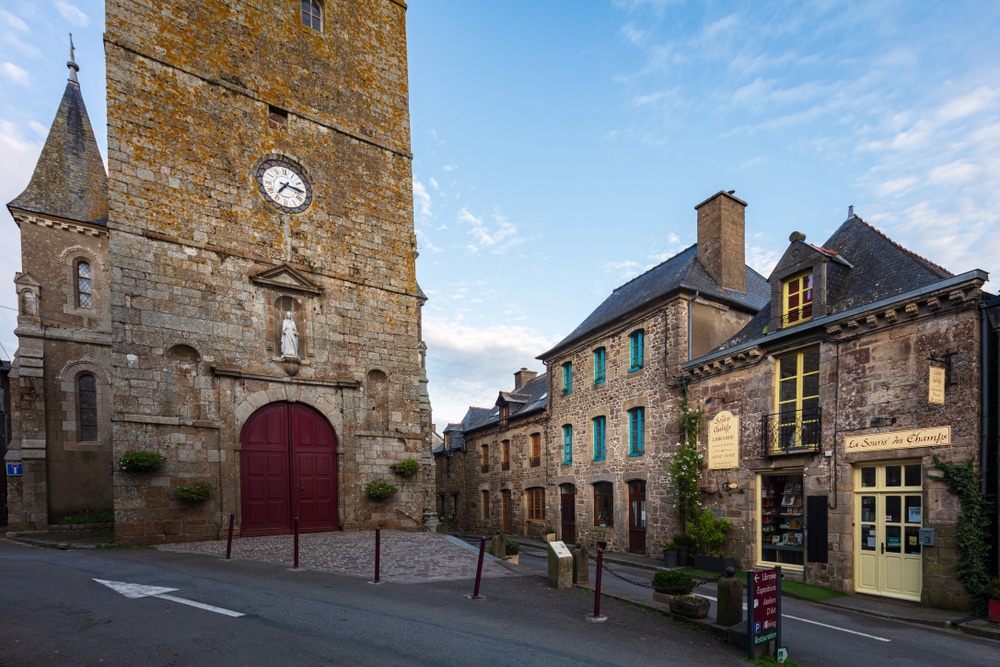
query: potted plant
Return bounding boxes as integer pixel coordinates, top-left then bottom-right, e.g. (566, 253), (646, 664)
(505, 540), (521, 565)
(687, 507), (734, 573)
(651, 570), (709, 618)
(544, 526), (556, 542)
(987, 578), (1000, 623)
(174, 481), (213, 502)
(652, 569), (694, 604)
(365, 479), (398, 500)
(662, 540), (679, 568)
(118, 449), (164, 473)
(392, 459), (421, 476)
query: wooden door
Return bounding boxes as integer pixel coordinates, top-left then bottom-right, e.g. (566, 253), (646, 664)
(501, 490), (512, 534)
(241, 402), (338, 536)
(560, 484), (576, 544)
(628, 479), (647, 554)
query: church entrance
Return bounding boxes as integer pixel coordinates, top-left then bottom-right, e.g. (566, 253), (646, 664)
(240, 402), (339, 536)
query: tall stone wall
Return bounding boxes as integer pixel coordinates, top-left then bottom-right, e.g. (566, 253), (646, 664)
(104, 0), (430, 543)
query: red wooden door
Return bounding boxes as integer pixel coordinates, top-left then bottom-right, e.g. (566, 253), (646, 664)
(241, 402), (338, 536)
(560, 484), (576, 545)
(628, 479), (647, 554)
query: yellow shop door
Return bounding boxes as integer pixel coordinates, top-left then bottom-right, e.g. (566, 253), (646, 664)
(855, 462), (923, 601)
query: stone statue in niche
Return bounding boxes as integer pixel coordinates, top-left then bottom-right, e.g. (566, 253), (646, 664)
(281, 311), (299, 358)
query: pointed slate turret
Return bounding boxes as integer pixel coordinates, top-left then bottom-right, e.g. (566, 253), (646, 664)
(8, 37), (107, 225)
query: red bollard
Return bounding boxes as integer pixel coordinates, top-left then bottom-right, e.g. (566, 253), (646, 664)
(293, 516), (300, 569)
(225, 513), (235, 560)
(472, 536), (487, 599)
(593, 547), (604, 619)
(374, 526), (382, 583)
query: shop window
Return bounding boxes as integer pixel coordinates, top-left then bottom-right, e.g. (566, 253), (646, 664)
(759, 473), (804, 567)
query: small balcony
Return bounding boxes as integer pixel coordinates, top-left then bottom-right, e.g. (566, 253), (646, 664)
(761, 407), (821, 456)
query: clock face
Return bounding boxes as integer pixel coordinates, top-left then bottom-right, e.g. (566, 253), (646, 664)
(255, 160), (313, 213)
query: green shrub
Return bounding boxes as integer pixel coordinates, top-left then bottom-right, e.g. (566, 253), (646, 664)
(392, 459), (421, 476)
(686, 507), (732, 556)
(652, 569), (695, 595)
(174, 481), (213, 502)
(118, 450), (164, 473)
(506, 541), (520, 556)
(58, 509), (114, 525)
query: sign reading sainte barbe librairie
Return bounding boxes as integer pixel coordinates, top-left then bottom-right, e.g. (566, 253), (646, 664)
(844, 426), (950, 453)
(708, 410), (740, 470)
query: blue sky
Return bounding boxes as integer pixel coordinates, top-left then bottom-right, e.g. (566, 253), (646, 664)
(3, 2), (1000, 429)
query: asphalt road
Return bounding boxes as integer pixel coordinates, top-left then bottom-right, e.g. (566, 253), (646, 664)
(0, 539), (742, 667)
(514, 543), (999, 666)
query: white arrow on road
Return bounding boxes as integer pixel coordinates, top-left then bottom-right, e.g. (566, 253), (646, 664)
(93, 579), (244, 618)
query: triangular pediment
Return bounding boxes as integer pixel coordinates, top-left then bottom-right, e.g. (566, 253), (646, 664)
(250, 264), (323, 295)
(14, 272), (42, 288)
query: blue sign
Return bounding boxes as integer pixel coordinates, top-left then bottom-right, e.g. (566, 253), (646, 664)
(6, 462), (23, 476)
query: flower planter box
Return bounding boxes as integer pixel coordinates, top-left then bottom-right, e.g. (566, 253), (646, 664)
(692, 554), (736, 574)
(506, 554), (519, 566)
(670, 595), (710, 619)
(662, 549), (679, 568)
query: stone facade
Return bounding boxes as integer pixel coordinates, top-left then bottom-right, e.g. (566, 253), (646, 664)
(7, 0), (433, 543)
(682, 216), (989, 609)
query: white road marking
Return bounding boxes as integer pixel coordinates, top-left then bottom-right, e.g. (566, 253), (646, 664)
(93, 578), (244, 618)
(698, 594), (891, 642)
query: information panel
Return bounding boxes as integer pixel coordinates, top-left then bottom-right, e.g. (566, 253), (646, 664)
(748, 566), (781, 658)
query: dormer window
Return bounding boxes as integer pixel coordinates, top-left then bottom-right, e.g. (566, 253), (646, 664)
(782, 271), (813, 326)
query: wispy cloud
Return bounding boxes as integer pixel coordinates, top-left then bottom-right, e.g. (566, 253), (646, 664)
(457, 206), (524, 254)
(0, 62), (29, 85)
(56, 1), (89, 27)
(1, 10), (30, 33)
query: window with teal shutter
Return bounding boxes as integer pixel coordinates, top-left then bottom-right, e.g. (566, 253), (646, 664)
(562, 424), (573, 464)
(628, 407), (645, 455)
(629, 330), (644, 371)
(593, 416), (606, 461)
(561, 361), (573, 394)
(593, 347), (606, 384)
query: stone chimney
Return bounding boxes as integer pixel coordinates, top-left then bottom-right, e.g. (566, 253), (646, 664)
(514, 368), (537, 391)
(695, 190), (747, 294)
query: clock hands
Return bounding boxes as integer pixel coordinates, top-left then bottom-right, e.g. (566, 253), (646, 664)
(276, 181), (305, 196)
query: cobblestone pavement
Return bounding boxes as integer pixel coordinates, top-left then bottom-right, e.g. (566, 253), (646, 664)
(157, 530), (517, 584)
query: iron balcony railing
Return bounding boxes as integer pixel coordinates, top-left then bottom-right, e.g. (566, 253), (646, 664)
(761, 407), (822, 456)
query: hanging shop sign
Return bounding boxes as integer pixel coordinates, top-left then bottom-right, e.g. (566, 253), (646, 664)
(844, 426), (950, 454)
(708, 410), (740, 470)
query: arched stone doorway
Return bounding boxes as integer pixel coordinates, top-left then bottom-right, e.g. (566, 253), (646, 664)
(240, 402), (339, 536)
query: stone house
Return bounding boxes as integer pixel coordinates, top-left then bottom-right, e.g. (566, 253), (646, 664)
(682, 210), (991, 608)
(6, 0), (434, 544)
(433, 408), (490, 530)
(437, 370), (549, 537)
(535, 191), (770, 556)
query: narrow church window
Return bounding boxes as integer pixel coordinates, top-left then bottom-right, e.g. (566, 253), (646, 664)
(78, 373), (98, 441)
(77, 261), (93, 309)
(301, 0), (322, 31)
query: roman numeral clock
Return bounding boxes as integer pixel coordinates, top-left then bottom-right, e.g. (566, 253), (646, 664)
(255, 159), (313, 213)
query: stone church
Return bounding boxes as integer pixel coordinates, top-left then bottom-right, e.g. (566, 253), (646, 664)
(5, 0), (434, 544)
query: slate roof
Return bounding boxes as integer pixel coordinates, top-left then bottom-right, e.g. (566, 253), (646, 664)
(713, 214), (960, 353)
(433, 408), (492, 454)
(8, 60), (108, 226)
(463, 372), (549, 435)
(540, 245), (770, 359)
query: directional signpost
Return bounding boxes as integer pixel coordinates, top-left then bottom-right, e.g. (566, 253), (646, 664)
(747, 566), (782, 660)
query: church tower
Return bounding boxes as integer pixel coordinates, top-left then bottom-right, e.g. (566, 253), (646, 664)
(5, 41), (112, 530)
(104, 0), (431, 542)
